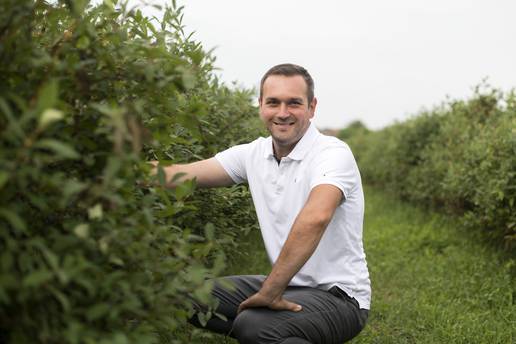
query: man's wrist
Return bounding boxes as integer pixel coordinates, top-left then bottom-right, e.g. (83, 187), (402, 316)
(260, 278), (287, 300)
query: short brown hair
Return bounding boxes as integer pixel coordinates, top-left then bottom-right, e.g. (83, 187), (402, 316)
(259, 63), (315, 104)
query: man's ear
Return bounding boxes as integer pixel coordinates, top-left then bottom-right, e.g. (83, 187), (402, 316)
(309, 97), (317, 115)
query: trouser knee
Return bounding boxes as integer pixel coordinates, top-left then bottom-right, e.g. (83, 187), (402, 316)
(233, 311), (313, 344)
(232, 309), (269, 344)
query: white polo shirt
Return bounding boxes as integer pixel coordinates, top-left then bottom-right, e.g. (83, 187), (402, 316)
(215, 122), (371, 309)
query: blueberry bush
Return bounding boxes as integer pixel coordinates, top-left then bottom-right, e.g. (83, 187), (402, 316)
(342, 85), (516, 248)
(0, 0), (261, 342)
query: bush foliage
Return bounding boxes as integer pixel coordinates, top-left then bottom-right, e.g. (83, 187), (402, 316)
(0, 0), (261, 342)
(342, 86), (516, 248)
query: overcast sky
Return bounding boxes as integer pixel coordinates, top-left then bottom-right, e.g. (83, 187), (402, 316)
(131, 0), (516, 130)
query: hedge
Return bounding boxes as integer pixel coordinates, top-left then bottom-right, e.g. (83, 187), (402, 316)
(341, 86), (516, 248)
(0, 0), (261, 343)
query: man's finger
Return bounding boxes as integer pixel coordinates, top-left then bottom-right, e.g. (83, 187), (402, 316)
(237, 298), (254, 314)
(238, 295), (302, 313)
(237, 302), (246, 314)
(273, 299), (302, 312)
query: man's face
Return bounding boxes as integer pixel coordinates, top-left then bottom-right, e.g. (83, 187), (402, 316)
(259, 75), (317, 153)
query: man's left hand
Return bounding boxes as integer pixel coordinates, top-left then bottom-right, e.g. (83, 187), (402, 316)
(237, 292), (302, 314)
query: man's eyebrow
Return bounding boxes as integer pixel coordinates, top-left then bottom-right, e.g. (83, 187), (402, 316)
(264, 97), (304, 103)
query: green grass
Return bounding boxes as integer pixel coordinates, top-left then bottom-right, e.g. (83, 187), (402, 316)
(184, 186), (515, 343)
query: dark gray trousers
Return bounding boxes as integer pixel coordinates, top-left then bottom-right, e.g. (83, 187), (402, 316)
(189, 275), (368, 344)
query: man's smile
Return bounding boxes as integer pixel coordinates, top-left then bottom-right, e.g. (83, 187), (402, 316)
(273, 121), (295, 126)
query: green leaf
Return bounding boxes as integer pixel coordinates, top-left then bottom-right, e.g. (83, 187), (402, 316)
(38, 108), (64, 129)
(103, 0), (115, 10)
(175, 179), (196, 200)
(99, 237), (109, 254)
(0, 274), (17, 288)
(0, 208), (27, 233)
(0, 97), (24, 139)
(214, 311), (228, 322)
(177, 113), (201, 140)
(23, 270), (53, 287)
(0, 171), (8, 190)
(181, 68), (196, 89)
(74, 224), (90, 239)
(91, 103), (126, 119)
(111, 333), (129, 344)
(86, 303), (111, 321)
(34, 139), (80, 160)
(189, 48), (205, 66)
(171, 172), (186, 183)
(109, 256), (124, 266)
(28, 193), (47, 210)
(197, 311), (208, 327)
(0, 251), (14, 271)
(63, 180), (88, 200)
(156, 204), (182, 217)
(204, 223), (215, 241)
(48, 285), (71, 312)
(212, 252), (226, 275)
(43, 247), (59, 271)
(37, 80), (59, 111)
(157, 165), (166, 186)
(0, 274), (16, 302)
(76, 36), (90, 50)
(103, 156), (122, 186)
(88, 204), (103, 220)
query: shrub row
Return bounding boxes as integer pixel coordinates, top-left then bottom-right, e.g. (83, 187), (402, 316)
(341, 86), (516, 248)
(0, 1), (260, 343)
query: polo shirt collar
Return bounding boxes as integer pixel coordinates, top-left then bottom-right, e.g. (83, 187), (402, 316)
(263, 121), (320, 161)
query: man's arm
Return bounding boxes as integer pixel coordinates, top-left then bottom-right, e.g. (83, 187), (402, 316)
(238, 184), (343, 313)
(150, 157), (234, 188)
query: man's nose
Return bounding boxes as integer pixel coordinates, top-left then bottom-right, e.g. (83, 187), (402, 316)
(277, 102), (289, 117)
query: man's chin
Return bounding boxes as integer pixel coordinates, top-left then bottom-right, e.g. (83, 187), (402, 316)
(271, 134), (299, 147)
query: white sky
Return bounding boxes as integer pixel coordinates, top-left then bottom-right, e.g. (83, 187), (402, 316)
(128, 0), (516, 130)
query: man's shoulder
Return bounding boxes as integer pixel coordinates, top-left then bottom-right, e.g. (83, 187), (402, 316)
(252, 135), (270, 146)
(220, 135), (270, 160)
(303, 133), (357, 171)
(315, 132), (352, 153)
(234, 135), (270, 152)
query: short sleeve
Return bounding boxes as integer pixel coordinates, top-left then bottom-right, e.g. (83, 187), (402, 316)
(309, 144), (360, 200)
(214, 144), (249, 184)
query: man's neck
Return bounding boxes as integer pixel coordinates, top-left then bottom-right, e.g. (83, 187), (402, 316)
(271, 124), (313, 162)
(272, 141), (296, 162)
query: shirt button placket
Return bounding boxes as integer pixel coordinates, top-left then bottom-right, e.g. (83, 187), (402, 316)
(276, 160), (286, 193)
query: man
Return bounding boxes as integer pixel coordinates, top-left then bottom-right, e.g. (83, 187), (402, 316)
(156, 64), (371, 343)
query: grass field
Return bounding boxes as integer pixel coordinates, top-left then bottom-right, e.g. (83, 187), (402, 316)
(184, 186), (515, 343)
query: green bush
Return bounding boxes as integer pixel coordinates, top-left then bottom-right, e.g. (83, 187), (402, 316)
(0, 1), (260, 342)
(344, 86), (516, 248)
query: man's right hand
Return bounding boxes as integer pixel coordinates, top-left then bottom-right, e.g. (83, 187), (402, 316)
(237, 291), (302, 314)
(148, 158), (234, 189)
